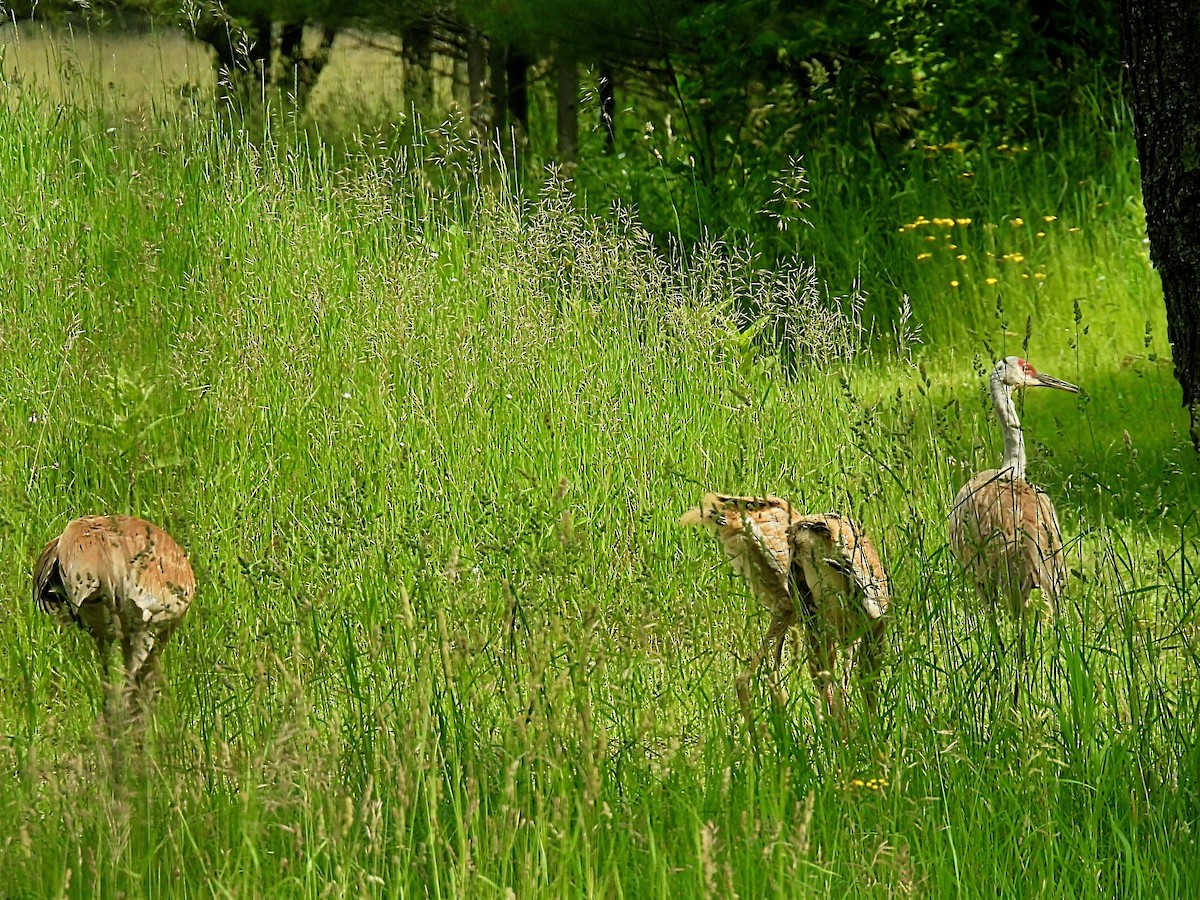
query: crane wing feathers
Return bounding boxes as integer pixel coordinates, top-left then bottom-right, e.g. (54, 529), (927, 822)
(949, 469), (1066, 608)
(790, 514), (890, 619)
(681, 493), (804, 615)
(33, 516), (196, 626)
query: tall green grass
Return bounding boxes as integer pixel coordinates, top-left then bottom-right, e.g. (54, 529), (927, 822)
(1, 46), (1199, 899)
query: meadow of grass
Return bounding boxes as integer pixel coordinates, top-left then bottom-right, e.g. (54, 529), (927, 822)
(2, 31), (1200, 899)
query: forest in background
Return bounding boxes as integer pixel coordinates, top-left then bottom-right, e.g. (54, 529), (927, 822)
(4, 0), (1125, 306)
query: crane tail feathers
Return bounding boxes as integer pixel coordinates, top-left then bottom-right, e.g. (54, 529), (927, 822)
(33, 537), (62, 613)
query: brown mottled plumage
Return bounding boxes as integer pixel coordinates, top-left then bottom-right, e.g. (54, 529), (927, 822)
(948, 357), (1079, 619)
(681, 493), (890, 716)
(949, 469), (1066, 616)
(789, 513), (890, 715)
(34, 515), (195, 719)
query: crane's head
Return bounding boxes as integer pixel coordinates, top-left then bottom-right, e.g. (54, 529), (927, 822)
(680, 492), (738, 533)
(993, 356), (1080, 394)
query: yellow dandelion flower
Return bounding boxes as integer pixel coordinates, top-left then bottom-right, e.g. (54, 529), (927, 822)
(985, 277), (999, 285)
(956, 217), (972, 226)
(1021, 273), (1030, 279)
(1043, 215), (1057, 222)
(917, 252), (933, 260)
(925, 235), (937, 242)
(1034, 272), (1046, 280)
(1011, 217), (1025, 226)
(956, 254), (967, 261)
(950, 280), (960, 288)
(898, 227), (906, 233)
(1036, 231), (1046, 238)
(947, 243), (957, 250)
(851, 778), (865, 788)
(1068, 226), (1081, 233)
(997, 144), (1009, 151)
(960, 172), (975, 179)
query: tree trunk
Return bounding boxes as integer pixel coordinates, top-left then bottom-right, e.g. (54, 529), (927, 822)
(1119, 0), (1200, 452)
(488, 42), (508, 148)
(505, 50), (530, 139)
(280, 22), (335, 107)
(246, 16), (272, 89)
(467, 27), (488, 137)
(599, 64), (616, 151)
(402, 21), (435, 120)
(555, 51), (579, 163)
(194, 12), (271, 105)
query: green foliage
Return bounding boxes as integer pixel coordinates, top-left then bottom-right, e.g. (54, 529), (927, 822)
(563, 0), (1122, 284)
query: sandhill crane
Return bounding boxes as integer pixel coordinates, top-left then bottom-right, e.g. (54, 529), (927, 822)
(948, 356), (1079, 620)
(681, 493), (891, 718)
(34, 515), (196, 725)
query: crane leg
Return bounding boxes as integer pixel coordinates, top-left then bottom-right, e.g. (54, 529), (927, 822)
(804, 627), (841, 723)
(123, 631), (161, 729)
(736, 614), (791, 713)
(857, 617), (887, 720)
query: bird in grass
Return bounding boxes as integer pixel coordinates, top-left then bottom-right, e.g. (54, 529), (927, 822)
(948, 356), (1079, 620)
(681, 493), (890, 717)
(34, 515), (196, 725)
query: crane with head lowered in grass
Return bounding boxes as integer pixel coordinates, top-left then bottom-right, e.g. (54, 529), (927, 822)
(34, 515), (196, 727)
(681, 493), (890, 720)
(948, 356), (1079, 621)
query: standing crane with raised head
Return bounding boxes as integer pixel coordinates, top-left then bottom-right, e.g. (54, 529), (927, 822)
(34, 515), (196, 725)
(681, 493), (890, 718)
(948, 356), (1079, 620)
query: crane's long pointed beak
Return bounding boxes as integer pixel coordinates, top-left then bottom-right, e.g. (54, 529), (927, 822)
(1035, 372), (1080, 393)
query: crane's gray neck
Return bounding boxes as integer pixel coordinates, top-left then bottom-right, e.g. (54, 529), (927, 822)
(989, 370), (1026, 479)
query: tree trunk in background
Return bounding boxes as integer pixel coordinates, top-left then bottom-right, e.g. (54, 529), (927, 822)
(246, 16), (272, 88)
(488, 43), (508, 149)
(280, 22), (303, 66)
(195, 12), (271, 99)
(505, 51), (530, 139)
(556, 51), (579, 163)
(1119, 0), (1200, 453)
(402, 22), (435, 121)
(467, 27), (488, 137)
(599, 64), (616, 151)
(280, 22), (335, 107)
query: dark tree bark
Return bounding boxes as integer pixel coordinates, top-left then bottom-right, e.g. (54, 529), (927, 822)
(466, 27), (488, 136)
(246, 15), (272, 86)
(488, 42), (508, 147)
(280, 22), (303, 63)
(599, 64), (616, 151)
(555, 50), (579, 163)
(505, 50), (531, 138)
(280, 22), (335, 107)
(195, 12), (271, 97)
(1119, 1), (1200, 452)
(402, 20), (435, 117)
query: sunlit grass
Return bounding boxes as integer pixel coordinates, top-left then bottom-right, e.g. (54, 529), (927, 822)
(0, 32), (1198, 900)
